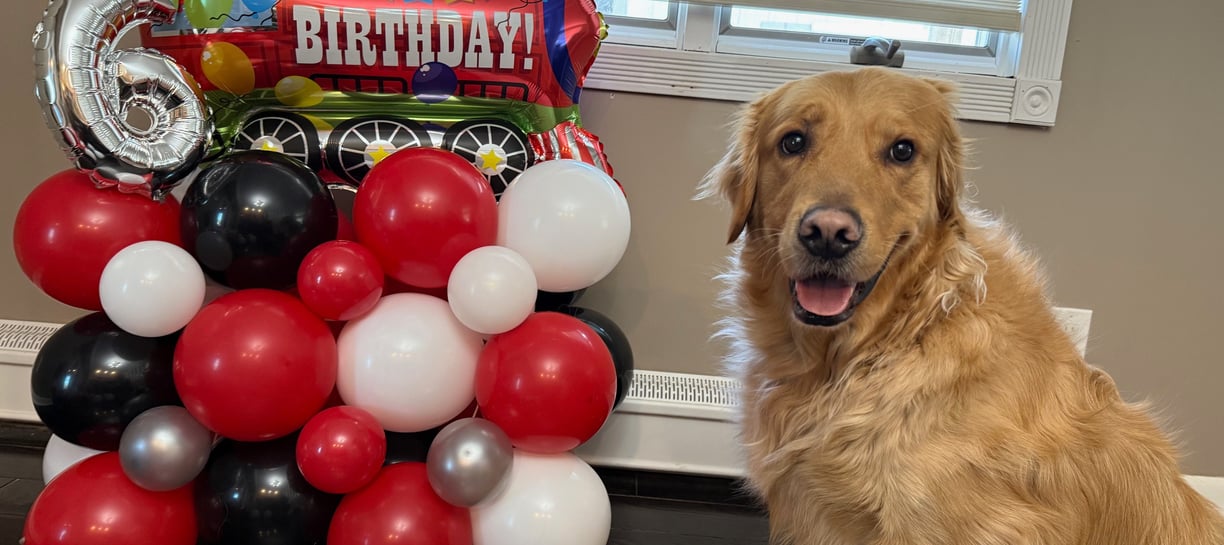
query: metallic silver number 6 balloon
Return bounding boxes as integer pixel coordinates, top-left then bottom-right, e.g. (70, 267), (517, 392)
(33, 0), (212, 200)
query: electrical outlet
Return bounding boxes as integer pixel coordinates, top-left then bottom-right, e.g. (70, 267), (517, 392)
(1052, 307), (1093, 358)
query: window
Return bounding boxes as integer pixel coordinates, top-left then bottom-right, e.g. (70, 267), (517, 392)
(586, 0), (1073, 126)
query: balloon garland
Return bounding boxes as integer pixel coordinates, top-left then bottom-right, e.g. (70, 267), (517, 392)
(19, 1), (636, 543)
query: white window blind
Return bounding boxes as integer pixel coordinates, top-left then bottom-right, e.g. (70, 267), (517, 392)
(683, 0), (1023, 31)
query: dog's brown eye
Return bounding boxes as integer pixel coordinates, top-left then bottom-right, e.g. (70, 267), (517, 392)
(890, 140), (915, 163)
(780, 132), (807, 155)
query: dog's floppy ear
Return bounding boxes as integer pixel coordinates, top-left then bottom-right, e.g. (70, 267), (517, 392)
(923, 77), (967, 223)
(697, 99), (764, 244)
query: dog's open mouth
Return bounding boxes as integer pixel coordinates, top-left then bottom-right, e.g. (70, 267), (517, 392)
(790, 275), (876, 326)
(789, 242), (901, 327)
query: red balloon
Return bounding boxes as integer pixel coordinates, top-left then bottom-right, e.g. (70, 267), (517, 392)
(353, 148), (497, 289)
(174, 289), (338, 441)
(297, 406), (387, 494)
(475, 312), (617, 453)
(13, 169), (181, 310)
(337, 210), (357, 241)
(328, 462), (473, 545)
(324, 385), (347, 407)
(297, 241), (385, 321)
(384, 276), (449, 300)
(23, 452), (196, 545)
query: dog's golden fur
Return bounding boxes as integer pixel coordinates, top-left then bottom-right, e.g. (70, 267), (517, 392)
(699, 67), (1224, 545)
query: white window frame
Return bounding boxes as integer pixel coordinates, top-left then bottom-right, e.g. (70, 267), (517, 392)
(585, 0), (1072, 126)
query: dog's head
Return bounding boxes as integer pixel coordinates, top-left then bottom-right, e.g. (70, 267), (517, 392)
(701, 67), (966, 327)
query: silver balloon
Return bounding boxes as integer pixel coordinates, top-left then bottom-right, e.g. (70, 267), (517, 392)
(33, 0), (212, 200)
(427, 418), (515, 507)
(119, 405), (213, 491)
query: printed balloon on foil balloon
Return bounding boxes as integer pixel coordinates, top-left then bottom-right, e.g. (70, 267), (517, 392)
(200, 41), (256, 95)
(138, 0), (616, 195)
(185, 0), (235, 29)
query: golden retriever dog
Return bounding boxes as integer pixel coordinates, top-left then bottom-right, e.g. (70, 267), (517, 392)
(698, 67), (1224, 545)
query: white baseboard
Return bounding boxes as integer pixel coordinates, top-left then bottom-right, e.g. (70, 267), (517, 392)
(1186, 476), (1224, 509)
(575, 371), (746, 478)
(0, 360), (37, 423)
(0, 319), (57, 425)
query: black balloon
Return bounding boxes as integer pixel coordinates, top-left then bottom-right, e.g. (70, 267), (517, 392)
(29, 312), (181, 451)
(180, 150), (337, 290)
(383, 427), (443, 465)
(534, 288), (587, 312)
(195, 433), (341, 545)
(556, 306), (635, 409)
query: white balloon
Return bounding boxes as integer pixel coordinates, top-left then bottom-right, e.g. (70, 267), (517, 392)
(447, 246), (538, 335)
(497, 160), (631, 292)
(42, 434), (104, 484)
(472, 451), (611, 545)
(99, 241), (205, 337)
(337, 293), (483, 433)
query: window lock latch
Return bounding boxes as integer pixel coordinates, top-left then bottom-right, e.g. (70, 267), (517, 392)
(850, 37), (905, 68)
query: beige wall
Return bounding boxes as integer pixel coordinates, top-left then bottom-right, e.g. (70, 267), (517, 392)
(3, 0), (1222, 473)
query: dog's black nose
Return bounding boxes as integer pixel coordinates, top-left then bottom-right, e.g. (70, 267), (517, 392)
(799, 207), (862, 259)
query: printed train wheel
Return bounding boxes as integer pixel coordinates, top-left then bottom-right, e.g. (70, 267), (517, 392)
(235, 111), (323, 171)
(325, 116), (433, 186)
(442, 119), (536, 198)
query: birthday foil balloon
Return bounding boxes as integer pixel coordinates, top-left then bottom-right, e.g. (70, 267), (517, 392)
(138, 0), (615, 197)
(33, 0), (213, 200)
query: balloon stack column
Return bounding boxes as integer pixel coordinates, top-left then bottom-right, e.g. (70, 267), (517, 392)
(18, 1), (635, 544)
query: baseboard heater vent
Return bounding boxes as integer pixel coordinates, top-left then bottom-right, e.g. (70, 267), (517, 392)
(626, 370), (742, 407)
(0, 320), (58, 354)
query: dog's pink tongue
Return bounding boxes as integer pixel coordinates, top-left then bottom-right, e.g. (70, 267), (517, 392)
(796, 278), (855, 316)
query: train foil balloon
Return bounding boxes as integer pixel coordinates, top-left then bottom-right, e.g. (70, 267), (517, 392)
(134, 0), (615, 197)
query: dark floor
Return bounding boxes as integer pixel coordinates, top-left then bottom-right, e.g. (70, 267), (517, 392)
(0, 420), (768, 544)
